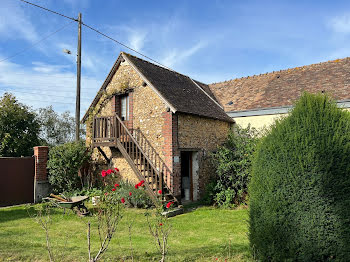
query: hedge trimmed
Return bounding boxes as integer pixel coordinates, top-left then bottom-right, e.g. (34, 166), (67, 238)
(249, 93), (350, 261)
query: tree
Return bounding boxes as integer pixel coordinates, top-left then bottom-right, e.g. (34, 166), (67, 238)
(0, 93), (41, 157)
(249, 93), (350, 261)
(37, 106), (84, 146)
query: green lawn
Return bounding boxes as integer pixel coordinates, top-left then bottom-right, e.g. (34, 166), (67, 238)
(0, 204), (251, 261)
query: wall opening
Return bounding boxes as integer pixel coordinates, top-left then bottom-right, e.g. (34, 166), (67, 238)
(180, 151), (199, 202)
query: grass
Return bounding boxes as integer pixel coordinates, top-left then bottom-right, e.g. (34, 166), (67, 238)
(0, 204), (251, 261)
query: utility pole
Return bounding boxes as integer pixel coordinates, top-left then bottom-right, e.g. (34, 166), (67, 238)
(75, 13), (82, 141)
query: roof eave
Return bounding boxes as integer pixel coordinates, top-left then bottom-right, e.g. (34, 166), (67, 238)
(122, 52), (177, 114)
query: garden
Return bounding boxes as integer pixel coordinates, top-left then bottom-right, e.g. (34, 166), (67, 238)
(0, 205), (250, 261)
(1, 92), (350, 261)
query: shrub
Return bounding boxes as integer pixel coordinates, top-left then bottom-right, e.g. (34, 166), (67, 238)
(210, 125), (259, 208)
(47, 141), (91, 193)
(249, 93), (350, 261)
(112, 180), (153, 208)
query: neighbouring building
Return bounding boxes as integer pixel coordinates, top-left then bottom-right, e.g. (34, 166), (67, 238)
(83, 53), (350, 204)
(209, 58), (350, 130)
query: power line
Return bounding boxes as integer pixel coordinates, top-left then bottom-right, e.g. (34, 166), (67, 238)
(0, 72), (76, 78)
(0, 20), (74, 63)
(0, 72), (102, 82)
(19, 0), (76, 21)
(0, 84), (99, 92)
(81, 23), (173, 71)
(0, 88), (92, 100)
(10, 97), (76, 105)
(1, 94), (92, 106)
(0, 81), (100, 90)
(18, 0), (174, 71)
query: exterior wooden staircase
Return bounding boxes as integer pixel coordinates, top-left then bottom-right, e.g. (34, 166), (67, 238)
(92, 115), (177, 206)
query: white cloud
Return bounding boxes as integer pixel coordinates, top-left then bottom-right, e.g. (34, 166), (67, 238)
(161, 41), (207, 67)
(62, 0), (90, 10)
(0, 0), (39, 42)
(32, 62), (70, 73)
(328, 14), (350, 34)
(105, 25), (148, 52)
(0, 59), (102, 116)
(56, 42), (108, 73)
(128, 29), (147, 51)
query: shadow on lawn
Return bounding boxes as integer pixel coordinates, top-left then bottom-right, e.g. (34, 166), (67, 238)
(126, 242), (250, 261)
(0, 205), (64, 224)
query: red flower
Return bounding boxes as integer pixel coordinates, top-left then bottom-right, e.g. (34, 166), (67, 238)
(158, 190), (162, 195)
(166, 201), (173, 209)
(105, 192), (108, 196)
(121, 197), (125, 203)
(159, 223), (163, 226)
(129, 192), (132, 196)
(135, 184), (139, 189)
(112, 188), (116, 191)
(106, 169), (112, 175)
(114, 167), (119, 172)
(101, 170), (107, 177)
(114, 183), (120, 187)
(140, 180), (145, 184)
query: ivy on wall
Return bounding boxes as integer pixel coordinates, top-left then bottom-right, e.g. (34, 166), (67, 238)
(85, 81), (132, 146)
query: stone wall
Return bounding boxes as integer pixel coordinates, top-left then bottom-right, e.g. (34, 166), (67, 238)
(177, 113), (232, 199)
(178, 113), (231, 150)
(91, 146), (139, 183)
(133, 85), (167, 159)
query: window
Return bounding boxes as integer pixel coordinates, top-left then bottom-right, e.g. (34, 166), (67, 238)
(120, 95), (129, 121)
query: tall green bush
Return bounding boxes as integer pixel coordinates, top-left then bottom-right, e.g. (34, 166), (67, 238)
(249, 93), (350, 261)
(47, 141), (91, 193)
(211, 125), (259, 208)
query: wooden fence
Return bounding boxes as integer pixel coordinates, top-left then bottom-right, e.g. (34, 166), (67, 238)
(0, 157), (35, 207)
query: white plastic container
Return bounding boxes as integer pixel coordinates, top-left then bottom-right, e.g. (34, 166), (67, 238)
(184, 188), (190, 201)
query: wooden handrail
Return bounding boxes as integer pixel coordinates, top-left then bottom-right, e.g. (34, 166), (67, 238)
(115, 115), (161, 177)
(114, 115), (175, 197)
(132, 129), (173, 190)
(92, 115), (176, 202)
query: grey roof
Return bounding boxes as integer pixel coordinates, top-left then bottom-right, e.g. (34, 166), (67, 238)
(123, 53), (233, 122)
(83, 52), (233, 123)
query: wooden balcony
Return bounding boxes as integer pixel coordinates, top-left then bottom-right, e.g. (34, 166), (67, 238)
(92, 116), (118, 147)
(92, 115), (176, 204)
(92, 115), (177, 205)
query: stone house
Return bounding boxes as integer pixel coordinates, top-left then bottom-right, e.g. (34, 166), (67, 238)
(83, 52), (350, 204)
(82, 52), (233, 204)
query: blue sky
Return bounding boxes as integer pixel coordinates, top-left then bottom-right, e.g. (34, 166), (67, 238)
(1, 0), (350, 116)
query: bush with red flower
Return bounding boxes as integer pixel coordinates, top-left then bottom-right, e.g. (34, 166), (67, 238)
(105, 179), (153, 208)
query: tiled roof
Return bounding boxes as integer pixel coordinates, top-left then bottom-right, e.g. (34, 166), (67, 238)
(124, 53), (233, 122)
(209, 58), (350, 112)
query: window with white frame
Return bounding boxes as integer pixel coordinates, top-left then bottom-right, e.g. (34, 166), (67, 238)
(120, 95), (129, 121)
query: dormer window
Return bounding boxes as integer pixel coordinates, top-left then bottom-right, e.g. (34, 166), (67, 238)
(120, 95), (129, 121)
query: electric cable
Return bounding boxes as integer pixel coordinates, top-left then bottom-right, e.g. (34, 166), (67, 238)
(0, 20), (74, 63)
(18, 0), (174, 71)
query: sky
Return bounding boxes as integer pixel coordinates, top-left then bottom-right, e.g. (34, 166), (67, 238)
(1, 0), (350, 117)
